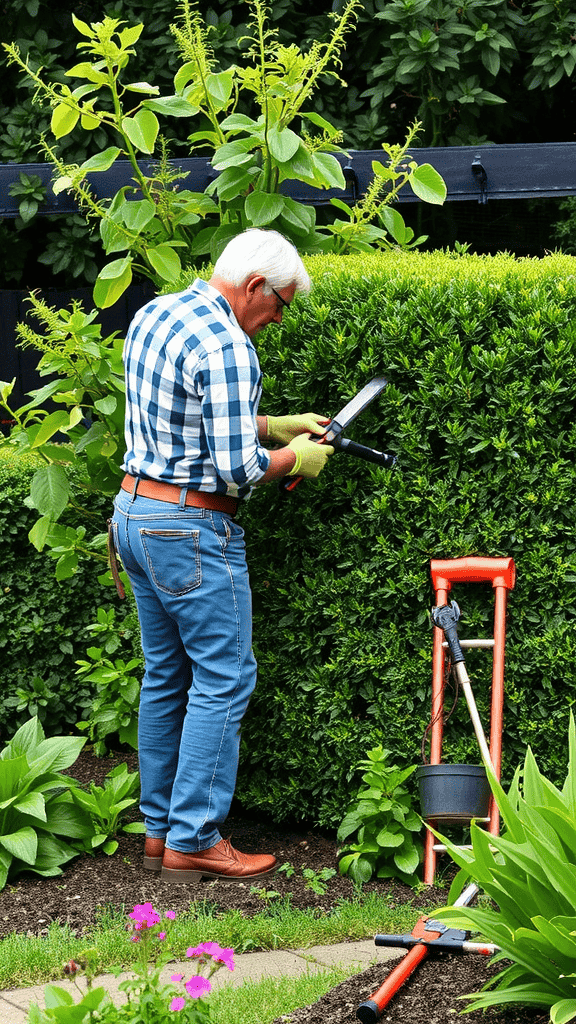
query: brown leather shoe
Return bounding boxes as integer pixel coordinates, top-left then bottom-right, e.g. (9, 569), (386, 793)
(161, 838), (277, 883)
(143, 837), (166, 872)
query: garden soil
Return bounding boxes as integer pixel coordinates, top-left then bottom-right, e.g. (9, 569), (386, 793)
(0, 748), (546, 1024)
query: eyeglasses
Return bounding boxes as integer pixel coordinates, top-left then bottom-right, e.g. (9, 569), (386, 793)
(271, 287), (291, 311)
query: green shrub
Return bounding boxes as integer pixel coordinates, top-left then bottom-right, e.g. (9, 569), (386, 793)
(234, 250), (576, 826)
(0, 449), (131, 741)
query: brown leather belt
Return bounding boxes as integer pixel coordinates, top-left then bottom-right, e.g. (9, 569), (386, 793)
(121, 475), (238, 516)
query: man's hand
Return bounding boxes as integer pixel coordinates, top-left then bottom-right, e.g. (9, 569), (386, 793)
(287, 433), (334, 478)
(267, 413), (329, 445)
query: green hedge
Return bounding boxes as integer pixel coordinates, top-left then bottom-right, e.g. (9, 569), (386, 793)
(4, 250), (576, 829)
(234, 250), (576, 826)
(0, 449), (128, 740)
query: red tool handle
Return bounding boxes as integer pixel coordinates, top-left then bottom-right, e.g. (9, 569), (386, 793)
(356, 916), (441, 1023)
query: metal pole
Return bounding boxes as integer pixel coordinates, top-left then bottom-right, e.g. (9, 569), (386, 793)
(424, 582), (450, 884)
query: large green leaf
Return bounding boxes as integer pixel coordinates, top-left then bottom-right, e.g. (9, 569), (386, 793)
(100, 216), (128, 255)
(267, 126), (300, 163)
(380, 206), (412, 245)
(245, 191), (285, 227)
(349, 854), (374, 884)
(34, 833), (78, 873)
(93, 256), (133, 309)
(212, 140), (255, 171)
(551, 998), (576, 1024)
(206, 69), (234, 109)
(276, 142), (315, 184)
(145, 243), (182, 283)
(410, 163), (447, 205)
(45, 793), (94, 838)
(531, 916), (576, 960)
(220, 113), (263, 134)
(29, 464), (70, 518)
(121, 109), (159, 154)
(0, 755), (29, 804)
(28, 735), (86, 775)
(336, 812), (362, 842)
(121, 199), (156, 233)
(0, 826), (38, 865)
(212, 165), (259, 202)
(14, 790), (47, 822)
(5, 717), (44, 758)
(278, 197), (316, 237)
(44, 985), (74, 1008)
(375, 828), (403, 847)
(142, 94), (199, 117)
(51, 102), (79, 139)
(310, 152), (346, 190)
(80, 147), (122, 173)
(393, 843), (420, 874)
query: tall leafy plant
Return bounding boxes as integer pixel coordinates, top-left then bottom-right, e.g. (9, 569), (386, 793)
(0, 298), (125, 576)
(3, 0), (446, 308)
(432, 714), (576, 1024)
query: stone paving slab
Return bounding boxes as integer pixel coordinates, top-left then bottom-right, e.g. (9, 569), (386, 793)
(0, 940), (403, 1023)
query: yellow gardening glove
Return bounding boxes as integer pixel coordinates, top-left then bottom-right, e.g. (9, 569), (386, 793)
(286, 433), (335, 478)
(267, 413), (329, 445)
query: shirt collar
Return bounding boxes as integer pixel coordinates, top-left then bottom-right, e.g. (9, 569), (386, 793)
(189, 278), (246, 337)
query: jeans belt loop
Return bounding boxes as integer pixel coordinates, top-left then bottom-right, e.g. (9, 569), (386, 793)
(178, 487), (187, 509)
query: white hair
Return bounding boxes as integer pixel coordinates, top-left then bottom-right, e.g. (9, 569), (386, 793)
(212, 229), (311, 294)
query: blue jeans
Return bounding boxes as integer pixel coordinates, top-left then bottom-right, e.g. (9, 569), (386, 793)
(111, 489), (257, 852)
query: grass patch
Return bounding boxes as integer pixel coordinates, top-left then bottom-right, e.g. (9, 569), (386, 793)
(0, 893), (426, 989)
(210, 963), (367, 1024)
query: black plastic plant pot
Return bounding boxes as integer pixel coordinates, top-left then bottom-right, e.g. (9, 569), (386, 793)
(416, 764), (491, 822)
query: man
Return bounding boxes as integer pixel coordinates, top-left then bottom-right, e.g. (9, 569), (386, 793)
(111, 229), (333, 883)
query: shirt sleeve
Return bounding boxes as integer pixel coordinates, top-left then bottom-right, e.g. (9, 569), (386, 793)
(185, 334), (271, 487)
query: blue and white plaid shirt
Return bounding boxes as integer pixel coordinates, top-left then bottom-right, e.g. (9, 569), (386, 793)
(121, 279), (271, 498)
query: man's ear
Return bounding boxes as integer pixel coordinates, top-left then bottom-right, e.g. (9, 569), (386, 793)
(245, 275), (265, 299)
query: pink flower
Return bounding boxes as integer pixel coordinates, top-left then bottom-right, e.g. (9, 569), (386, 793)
(158, 932), (166, 941)
(214, 947), (235, 972)
(185, 976), (212, 999)
(165, 910), (176, 920)
(186, 941), (225, 960)
(128, 903), (161, 930)
(171, 974), (183, 983)
(187, 942), (214, 958)
(170, 997), (186, 1012)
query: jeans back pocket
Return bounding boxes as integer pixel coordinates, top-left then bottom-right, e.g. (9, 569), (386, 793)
(140, 529), (201, 595)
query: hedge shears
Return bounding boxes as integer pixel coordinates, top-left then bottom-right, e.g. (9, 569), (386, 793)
(279, 376), (396, 493)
